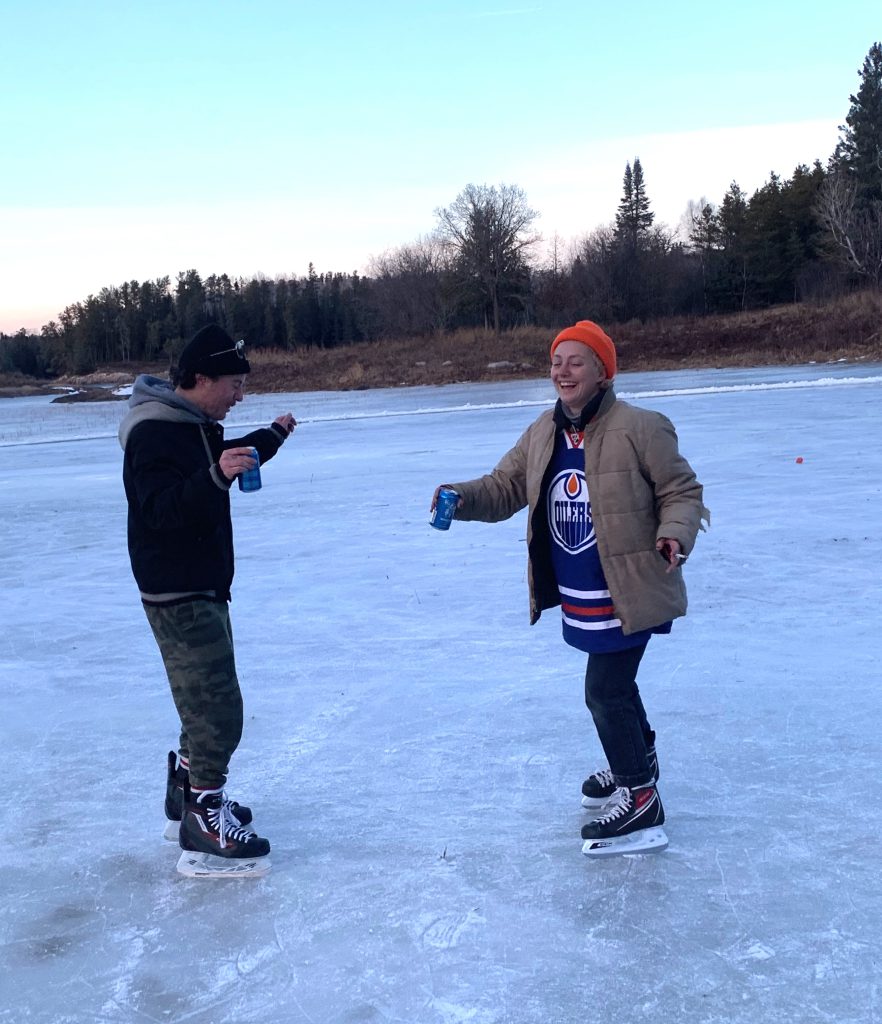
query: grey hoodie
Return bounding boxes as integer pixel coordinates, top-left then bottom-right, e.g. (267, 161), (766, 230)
(118, 375), (212, 450)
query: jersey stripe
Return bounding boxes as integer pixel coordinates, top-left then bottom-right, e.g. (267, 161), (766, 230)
(563, 614), (624, 631)
(559, 585), (611, 599)
(561, 602), (616, 616)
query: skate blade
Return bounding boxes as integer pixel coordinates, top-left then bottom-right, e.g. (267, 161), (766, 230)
(581, 826), (669, 858)
(581, 794), (612, 811)
(176, 850), (271, 879)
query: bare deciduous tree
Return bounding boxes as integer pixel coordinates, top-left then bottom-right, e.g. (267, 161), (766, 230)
(816, 169), (882, 285)
(368, 235), (455, 336)
(435, 183), (539, 334)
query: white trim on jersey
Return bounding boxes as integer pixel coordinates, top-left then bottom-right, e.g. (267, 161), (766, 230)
(559, 585), (612, 599)
(563, 614), (623, 631)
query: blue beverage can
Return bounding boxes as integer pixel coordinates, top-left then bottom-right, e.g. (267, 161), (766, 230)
(238, 447), (262, 492)
(430, 487), (459, 530)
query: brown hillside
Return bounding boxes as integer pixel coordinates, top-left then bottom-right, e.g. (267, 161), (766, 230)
(4, 291), (882, 401)
(245, 290), (882, 394)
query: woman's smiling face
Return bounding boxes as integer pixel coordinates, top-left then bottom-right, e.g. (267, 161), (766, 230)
(550, 340), (608, 416)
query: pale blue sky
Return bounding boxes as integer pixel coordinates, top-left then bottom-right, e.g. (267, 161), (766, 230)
(1, 1), (879, 332)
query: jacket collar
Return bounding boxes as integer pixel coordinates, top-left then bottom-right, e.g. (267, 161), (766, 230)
(552, 386), (616, 431)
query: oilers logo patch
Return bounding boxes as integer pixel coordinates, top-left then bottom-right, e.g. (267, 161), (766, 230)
(547, 470), (596, 553)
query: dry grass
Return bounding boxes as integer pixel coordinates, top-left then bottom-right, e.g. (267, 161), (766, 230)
(245, 325), (547, 394)
(4, 291), (882, 400)
(606, 289), (882, 370)
(246, 291), (882, 392)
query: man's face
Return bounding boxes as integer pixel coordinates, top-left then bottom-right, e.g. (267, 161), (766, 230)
(190, 374), (247, 421)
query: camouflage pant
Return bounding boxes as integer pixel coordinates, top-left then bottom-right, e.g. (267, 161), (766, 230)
(143, 599), (243, 789)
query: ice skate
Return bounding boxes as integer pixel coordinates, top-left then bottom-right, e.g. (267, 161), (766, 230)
(580, 784), (668, 857)
(163, 750), (252, 841)
(581, 746), (658, 810)
(176, 782), (270, 878)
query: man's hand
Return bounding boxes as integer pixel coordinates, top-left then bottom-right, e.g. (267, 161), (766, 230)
(219, 447), (257, 481)
(430, 485), (463, 512)
(274, 413), (296, 435)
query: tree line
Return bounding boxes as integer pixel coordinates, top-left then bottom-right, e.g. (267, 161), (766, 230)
(3, 42), (881, 378)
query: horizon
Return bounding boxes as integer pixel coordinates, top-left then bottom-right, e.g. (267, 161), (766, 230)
(1, 1), (878, 334)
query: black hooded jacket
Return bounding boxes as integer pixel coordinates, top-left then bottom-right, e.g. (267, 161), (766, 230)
(119, 375), (287, 603)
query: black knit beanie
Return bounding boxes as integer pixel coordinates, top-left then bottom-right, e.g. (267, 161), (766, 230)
(179, 324), (251, 375)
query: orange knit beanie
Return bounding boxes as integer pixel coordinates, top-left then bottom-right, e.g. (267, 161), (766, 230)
(550, 320), (616, 380)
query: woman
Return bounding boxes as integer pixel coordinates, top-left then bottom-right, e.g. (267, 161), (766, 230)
(432, 320), (708, 857)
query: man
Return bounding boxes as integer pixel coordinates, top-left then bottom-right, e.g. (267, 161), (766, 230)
(119, 323), (296, 877)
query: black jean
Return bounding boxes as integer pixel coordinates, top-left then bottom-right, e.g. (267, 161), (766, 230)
(584, 641), (655, 789)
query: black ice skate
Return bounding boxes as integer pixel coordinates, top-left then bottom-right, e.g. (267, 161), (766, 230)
(580, 785), (668, 857)
(176, 782), (271, 878)
(580, 746), (659, 810)
(163, 751), (252, 841)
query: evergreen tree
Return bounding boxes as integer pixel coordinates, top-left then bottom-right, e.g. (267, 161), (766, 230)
(819, 42), (882, 285)
(614, 158), (654, 249)
(687, 201), (721, 312)
(295, 264), (323, 346)
(743, 174), (786, 304)
(701, 182), (750, 312)
(780, 162), (828, 298)
(278, 278), (300, 348)
(611, 158), (656, 318)
(174, 270), (207, 342)
(834, 41), (882, 206)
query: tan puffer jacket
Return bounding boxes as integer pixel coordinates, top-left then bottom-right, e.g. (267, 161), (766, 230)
(450, 388), (709, 634)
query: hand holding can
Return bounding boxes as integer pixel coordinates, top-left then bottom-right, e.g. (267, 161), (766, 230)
(430, 487), (459, 530)
(238, 447), (262, 492)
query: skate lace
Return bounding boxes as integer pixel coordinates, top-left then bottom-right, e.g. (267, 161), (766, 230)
(593, 787), (633, 824)
(207, 796), (256, 849)
(589, 767), (615, 788)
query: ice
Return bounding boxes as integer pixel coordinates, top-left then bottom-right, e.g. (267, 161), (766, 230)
(1, 363), (880, 1024)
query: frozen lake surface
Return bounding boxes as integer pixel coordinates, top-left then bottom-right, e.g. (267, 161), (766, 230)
(1, 362), (881, 1024)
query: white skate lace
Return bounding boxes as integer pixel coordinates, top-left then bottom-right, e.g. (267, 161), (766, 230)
(205, 794), (256, 849)
(588, 768), (615, 788)
(222, 796), (243, 818)
(593, 787), (633, 824)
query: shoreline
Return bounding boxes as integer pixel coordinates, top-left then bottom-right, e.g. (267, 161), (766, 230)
(2, 350), (882, 404)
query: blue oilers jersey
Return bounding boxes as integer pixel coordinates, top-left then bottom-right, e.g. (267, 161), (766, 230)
(546, 425), (662, 653)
